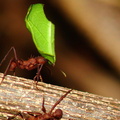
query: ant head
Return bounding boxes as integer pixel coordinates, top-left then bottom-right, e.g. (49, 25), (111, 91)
(52, 109), (63, 119)
(36, 57), (47, 64)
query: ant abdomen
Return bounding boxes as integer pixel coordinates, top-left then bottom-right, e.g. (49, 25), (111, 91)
(9, 61), (17, 71)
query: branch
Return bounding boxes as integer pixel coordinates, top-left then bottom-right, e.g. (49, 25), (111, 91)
(0, 73), (120, 120)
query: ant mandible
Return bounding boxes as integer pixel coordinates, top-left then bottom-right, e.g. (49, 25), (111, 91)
(8, 89), (72, 120)
(0, 47), (47, 85)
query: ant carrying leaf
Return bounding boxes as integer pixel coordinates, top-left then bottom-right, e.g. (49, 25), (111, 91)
(0, 3), (56, 88)
(0, 47), (47, 86)
(8, 89), (72, 120)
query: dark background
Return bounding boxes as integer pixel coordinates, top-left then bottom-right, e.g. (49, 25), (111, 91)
(0, 0), (120, 99)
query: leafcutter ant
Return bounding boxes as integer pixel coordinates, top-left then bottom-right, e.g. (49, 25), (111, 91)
(8, 89), (72, 120)
(0, 47), (47, 86)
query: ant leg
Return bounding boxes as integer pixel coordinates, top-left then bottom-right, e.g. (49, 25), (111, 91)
(33, 64), (43, 89)
(49, 89), (72, 114)
(37, 64), (43, 82)
(7, 112), (24, 120)
(0, 47), (18, 66)
(24, 111), (42, 116)
(41, 97), (46, 113)
(0, 58), (14, 84)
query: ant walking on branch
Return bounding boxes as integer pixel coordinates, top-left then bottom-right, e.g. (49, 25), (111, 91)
(0, 47), (47, 85)
(8, 89), (72, 120)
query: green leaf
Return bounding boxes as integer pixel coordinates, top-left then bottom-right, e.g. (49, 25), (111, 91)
(25, 4), (55, 64)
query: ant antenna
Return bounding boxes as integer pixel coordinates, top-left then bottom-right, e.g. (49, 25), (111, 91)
(44, 65), (52, 76)
(49, 89), (72, 114)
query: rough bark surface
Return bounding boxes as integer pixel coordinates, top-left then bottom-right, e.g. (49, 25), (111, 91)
(0, 73), (120, 120)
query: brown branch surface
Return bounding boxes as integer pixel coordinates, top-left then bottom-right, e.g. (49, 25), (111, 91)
(0, 73), (120, 120)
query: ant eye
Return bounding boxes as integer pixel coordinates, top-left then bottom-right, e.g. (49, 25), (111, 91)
(52, 109), (63, 119)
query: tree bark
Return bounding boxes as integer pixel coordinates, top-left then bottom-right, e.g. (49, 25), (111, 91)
(0, 73), (120, 120)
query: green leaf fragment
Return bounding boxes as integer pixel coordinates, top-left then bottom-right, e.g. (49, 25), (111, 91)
(25, 4), (55, 64)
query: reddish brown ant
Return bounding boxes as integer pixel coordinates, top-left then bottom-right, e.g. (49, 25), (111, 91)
(0, 47), (47, 86)
(8, 89), (72, 120)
